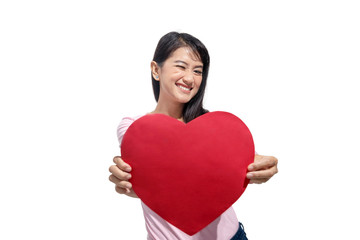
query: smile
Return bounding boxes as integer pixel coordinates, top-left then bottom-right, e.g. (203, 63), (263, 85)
(176, 83), (192, 92)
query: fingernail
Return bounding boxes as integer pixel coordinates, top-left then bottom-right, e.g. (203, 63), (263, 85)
(127, 174), (132, 179)
(248, 166), (254, 171)
(126, 183), (132, 188)
(126, 167), (131, 171)
(247, 173), (253, 178)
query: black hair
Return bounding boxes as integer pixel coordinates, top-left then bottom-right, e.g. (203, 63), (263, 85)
(151, 32), (210, 123)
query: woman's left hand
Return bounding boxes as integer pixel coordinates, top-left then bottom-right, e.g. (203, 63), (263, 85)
(246, 155), (278, 184)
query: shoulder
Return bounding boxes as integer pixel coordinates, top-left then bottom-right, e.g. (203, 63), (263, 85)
(117, 115), (144, 146)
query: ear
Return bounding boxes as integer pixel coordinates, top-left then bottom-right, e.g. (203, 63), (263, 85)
(151, 61), (160, 81)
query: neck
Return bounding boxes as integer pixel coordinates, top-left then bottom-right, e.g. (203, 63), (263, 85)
(151, 100), (184, 122)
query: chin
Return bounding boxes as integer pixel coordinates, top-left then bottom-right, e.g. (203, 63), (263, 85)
(176, 96), (193, 104)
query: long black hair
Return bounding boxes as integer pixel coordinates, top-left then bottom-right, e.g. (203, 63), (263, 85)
(152, 32), (210, 123)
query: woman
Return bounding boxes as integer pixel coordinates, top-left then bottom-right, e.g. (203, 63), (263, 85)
(109, 32), (278, 239)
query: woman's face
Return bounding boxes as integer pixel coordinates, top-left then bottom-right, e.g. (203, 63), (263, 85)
(153, 47), (203, 105)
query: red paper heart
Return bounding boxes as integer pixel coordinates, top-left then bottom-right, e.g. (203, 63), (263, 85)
(121, 111), (254, 235)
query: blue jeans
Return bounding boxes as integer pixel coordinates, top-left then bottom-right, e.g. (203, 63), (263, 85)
(230, 222), (248, 240)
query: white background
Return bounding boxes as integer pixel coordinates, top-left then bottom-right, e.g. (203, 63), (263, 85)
(1, 0), (359, 239)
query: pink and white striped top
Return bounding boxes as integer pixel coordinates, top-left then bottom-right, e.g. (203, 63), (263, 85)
(117, 115), (239, 240)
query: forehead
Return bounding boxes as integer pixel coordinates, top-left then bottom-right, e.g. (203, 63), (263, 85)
(168, 47), (202, 64)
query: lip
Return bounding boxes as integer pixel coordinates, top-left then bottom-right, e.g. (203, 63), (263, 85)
(176, 83), (192, 93)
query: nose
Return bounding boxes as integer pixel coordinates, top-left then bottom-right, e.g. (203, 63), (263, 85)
(183, 70), (194, 86)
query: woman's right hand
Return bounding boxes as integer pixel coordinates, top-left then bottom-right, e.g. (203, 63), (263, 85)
(109, 156), (138, 198)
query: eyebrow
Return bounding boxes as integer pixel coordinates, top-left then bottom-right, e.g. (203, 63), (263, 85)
(174, 60), (203, 69)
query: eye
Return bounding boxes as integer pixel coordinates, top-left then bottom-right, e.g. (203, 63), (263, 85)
(194, 70), (203, 75)
(176, 65), (186, 69)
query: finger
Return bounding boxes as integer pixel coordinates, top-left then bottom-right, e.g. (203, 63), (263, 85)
(113, 156), (132, 172)
(249, 178), (269, 184)
(115, 186), (130, 194)
(109, 165), (132, 180)
(108, 174), (119, 184)
(247, 168), (277, 180)
(113, 156), (121, 163)
(117, 180), (132, 189)
(249, 156), (278, 171)
(108, 175), (132, 189)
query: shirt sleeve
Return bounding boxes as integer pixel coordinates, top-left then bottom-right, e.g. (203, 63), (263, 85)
(117, 117), (136, 147)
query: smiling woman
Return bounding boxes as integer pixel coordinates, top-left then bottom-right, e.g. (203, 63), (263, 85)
(150, 47), (204, 115)
(150, 32), (210, 123)
(108, 31), (278, 240)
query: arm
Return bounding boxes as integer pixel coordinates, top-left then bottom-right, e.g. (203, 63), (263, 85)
(108, 116), (140, 198)
(246, 154), (278, 184)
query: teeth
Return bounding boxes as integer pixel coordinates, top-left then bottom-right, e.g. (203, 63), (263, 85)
(178, 85), (190, 91)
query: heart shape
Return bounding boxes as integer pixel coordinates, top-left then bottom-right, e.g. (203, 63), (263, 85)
(121, 111), (254, 235)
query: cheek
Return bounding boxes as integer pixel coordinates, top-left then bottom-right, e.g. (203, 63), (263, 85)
(174, 71), (185, 79)
(192, 77), (202, 95)
(166, 71), (183, 82)
(195, 77), (202, 87)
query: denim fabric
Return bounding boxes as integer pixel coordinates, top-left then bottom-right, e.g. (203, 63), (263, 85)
(230, 222), (248, 240)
